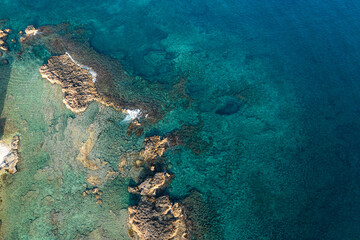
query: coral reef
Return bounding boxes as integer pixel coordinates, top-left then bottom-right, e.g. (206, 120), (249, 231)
(0, 135), (20, 174)
(128, 172), (189, 240)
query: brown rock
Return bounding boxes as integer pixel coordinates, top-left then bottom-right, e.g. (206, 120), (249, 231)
(0, 30), (7, 39)
(129, 195), (188, 240)
(39, 54), (98, 113)
(128, 172), (190, 240)
(25, 25), (38, 35)
(0, 45), (8, 52)
(0, 136), (21, 174)
(39, 53), (125, 114)
(140, 136), (169, 162)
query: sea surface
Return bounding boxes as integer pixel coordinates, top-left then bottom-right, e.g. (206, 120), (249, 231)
(1, 0), (360, 239)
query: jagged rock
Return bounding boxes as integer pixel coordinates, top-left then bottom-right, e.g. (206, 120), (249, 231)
(39, 54), (99, 113)
(0, 28), (9, 52)
(139, 134), (181, 168)
(0, 30), (7, 39)
(128, 173), (189, 240)
(140, 136), (169, 162)
(0, 45), (8, 52)
(0, 136), (20, 174)
(128, 172), (173, 196)
(39, 53), (127, 114)
(24, 25), (38, 36)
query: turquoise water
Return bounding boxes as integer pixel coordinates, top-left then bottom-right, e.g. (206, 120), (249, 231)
(1, 0), (360, 239)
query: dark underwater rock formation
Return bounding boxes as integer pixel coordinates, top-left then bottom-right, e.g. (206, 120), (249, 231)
(0, 135), (20, 174)
(215, 96), (244, 115)
(128, 172), (189, 240)
(128, 172), (173, 196)
(182, 190), (223, 239)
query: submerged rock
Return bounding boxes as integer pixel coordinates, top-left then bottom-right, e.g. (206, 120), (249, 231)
(128, 172), (173, 196)
(140, 134), (181, 165)
(128, 172), (189, 240)
(0, 136), (20, 174)
(140, 136), (170, 162)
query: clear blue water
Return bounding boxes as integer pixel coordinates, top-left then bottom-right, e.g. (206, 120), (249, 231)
(1, 0), (360, 239)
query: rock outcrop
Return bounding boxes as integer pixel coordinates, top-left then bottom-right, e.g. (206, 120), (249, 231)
(128, 172), (189, 240)
(140, 134), (181, 164)
(140, 136), (170, 162)
(40, 53), (105, 113)
(128, 172), (173, 196)
(24, 25), (38, 36)
(0, 136), (20, 174)
(0, 28), (9, 52)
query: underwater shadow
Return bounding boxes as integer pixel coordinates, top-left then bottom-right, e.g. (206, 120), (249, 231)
(0, 61), (11, 139)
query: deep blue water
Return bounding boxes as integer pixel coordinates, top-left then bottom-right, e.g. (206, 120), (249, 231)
(1, 0), (360, 239)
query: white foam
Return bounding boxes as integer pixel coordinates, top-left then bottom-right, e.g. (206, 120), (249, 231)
(125, 109), (141, 121)
(65, 52), (97, 82)
(120, 109), (146, 124)
(0, 143), (10, 165)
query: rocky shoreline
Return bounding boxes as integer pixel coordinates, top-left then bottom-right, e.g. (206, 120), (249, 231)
(0, 135), (20, 174)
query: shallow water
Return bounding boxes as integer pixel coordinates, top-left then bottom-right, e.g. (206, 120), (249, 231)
(0, 0), (360, 239)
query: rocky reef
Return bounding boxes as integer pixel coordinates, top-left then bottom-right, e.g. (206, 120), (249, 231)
(19, 24), (168, 125)
(16, 23), (208, 239)
(128, 172), (189, 240)
(0, 135), (20, 174)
